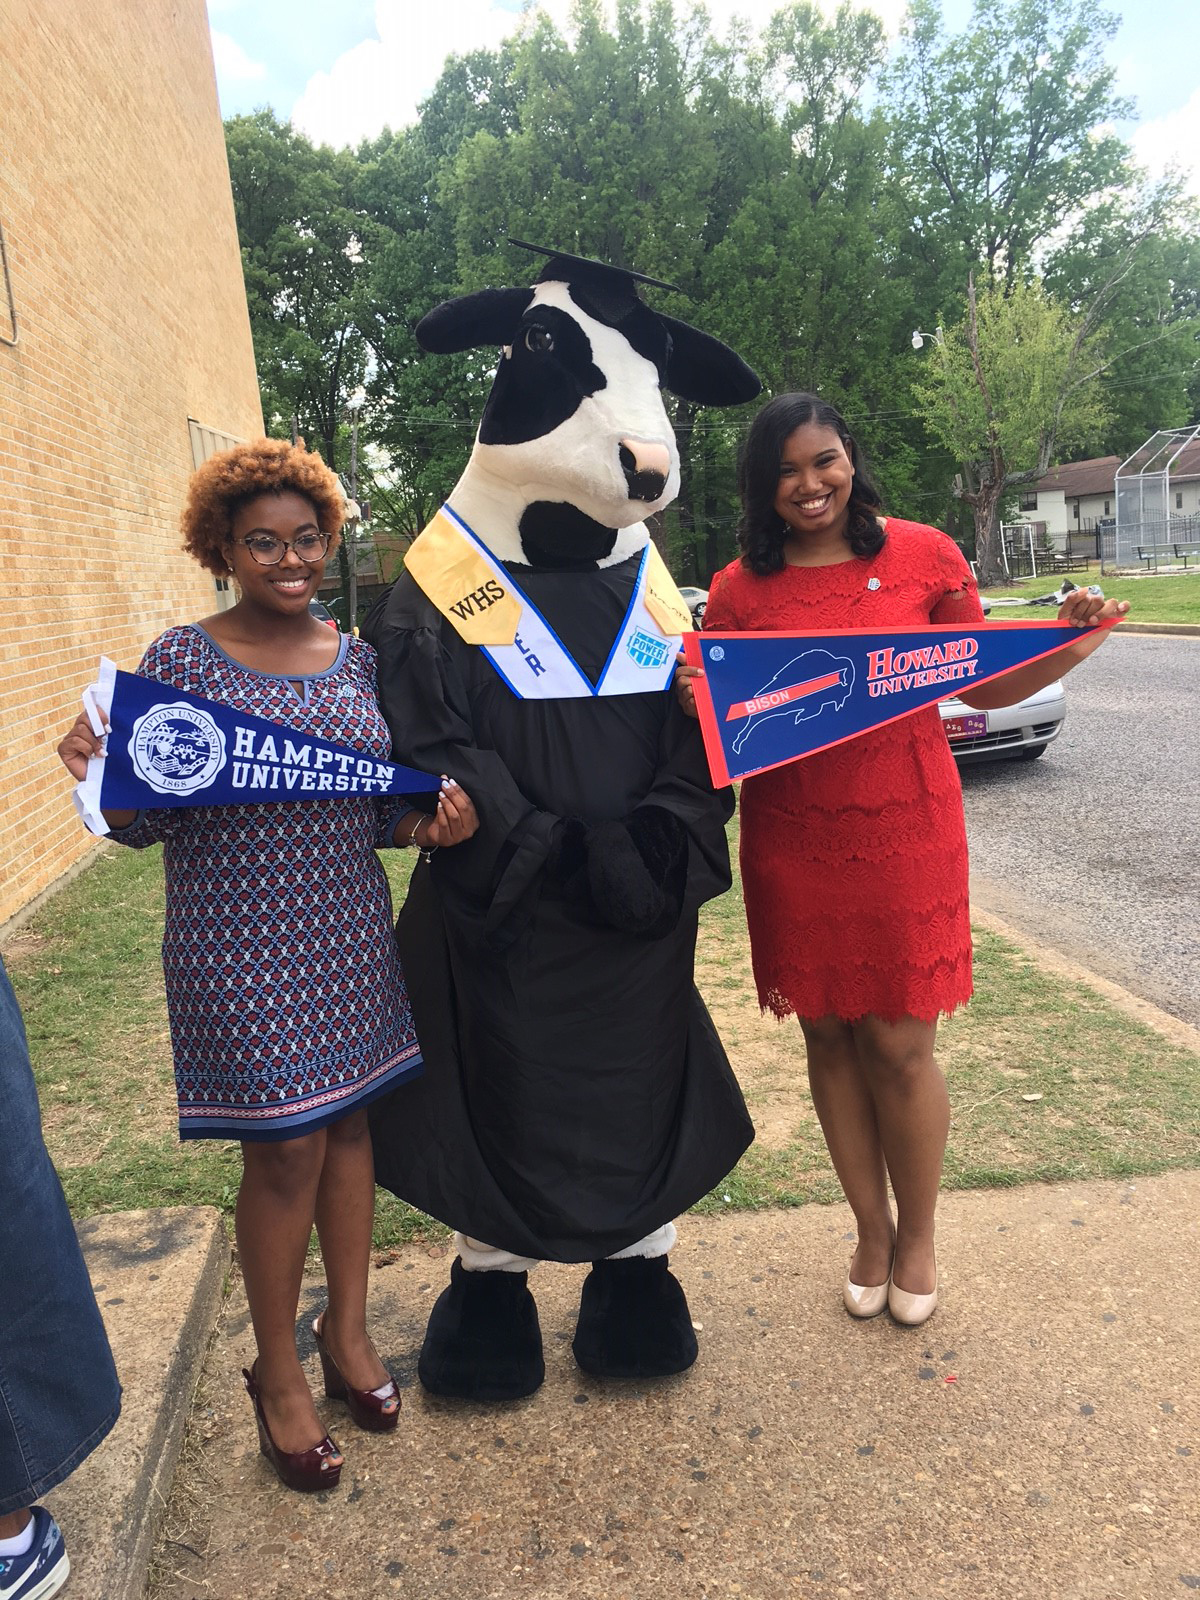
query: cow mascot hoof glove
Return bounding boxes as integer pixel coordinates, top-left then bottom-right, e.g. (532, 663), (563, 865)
(365, 241), (761, 1397)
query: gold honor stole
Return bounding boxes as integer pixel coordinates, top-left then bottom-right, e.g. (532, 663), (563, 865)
(404, 503), (692, 700)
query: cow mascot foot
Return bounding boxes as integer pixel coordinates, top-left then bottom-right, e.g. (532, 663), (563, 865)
(418, 1257), (545, 1401)
(572, 1255), (699, 1379)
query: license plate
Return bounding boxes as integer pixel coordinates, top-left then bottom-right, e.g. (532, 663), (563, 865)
(943, 713), (988, 741)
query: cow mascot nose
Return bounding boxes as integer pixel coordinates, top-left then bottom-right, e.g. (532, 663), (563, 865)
(363, 239), (761, 1401)
(619, 439), (671, 502)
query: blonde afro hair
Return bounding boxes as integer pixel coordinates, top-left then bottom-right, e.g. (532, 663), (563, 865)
(181, 438), (346, 577)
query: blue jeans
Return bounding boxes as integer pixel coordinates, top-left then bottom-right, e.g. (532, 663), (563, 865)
(0, 954), (121, 1514)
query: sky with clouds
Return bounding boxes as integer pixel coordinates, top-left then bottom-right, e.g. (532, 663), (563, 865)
(208, 0), (1200, 198)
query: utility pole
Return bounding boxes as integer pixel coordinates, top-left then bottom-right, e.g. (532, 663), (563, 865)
(345, 387), (366, 634)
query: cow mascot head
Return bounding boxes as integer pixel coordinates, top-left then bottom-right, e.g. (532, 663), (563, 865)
(416, 240), (760, 566)
(366, 241), (761, 1403)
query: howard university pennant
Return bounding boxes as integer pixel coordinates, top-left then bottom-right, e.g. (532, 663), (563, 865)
(72, 657), (440, 836)
(683, 620), (1116, 786)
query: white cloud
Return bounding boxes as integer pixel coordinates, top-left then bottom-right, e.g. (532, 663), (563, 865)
(210, 29), (267, 82)
(292, 3), (522, 148)
(1112, 50), (1151, 103)
(1132, 87), (1200, 199)
(290, 0), (902, 149)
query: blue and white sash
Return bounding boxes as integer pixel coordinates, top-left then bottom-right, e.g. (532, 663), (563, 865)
(404, 504), (688, 700)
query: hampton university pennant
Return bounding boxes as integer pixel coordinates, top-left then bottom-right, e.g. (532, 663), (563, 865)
(683, 619), (1116, 786)
(72, 657), (440, 836)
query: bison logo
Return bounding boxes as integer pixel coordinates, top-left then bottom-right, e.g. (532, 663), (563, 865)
(726, 648), (855, 756)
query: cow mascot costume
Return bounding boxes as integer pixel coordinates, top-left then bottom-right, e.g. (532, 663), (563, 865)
(366, 242), (760, 1401)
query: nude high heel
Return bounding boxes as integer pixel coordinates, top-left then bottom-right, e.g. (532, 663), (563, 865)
(843, 1239), (894, 1319)
(887, 1258), (938, 1326)
(843, 1272), (890, 1318)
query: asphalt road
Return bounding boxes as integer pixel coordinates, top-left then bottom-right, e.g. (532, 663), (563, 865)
(961, 630), (1200, 1028)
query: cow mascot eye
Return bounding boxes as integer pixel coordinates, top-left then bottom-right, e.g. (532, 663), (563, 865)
(524, 324), (554, 353)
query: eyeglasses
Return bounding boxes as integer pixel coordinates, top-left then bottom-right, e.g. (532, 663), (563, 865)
(237, 531), (331, 566)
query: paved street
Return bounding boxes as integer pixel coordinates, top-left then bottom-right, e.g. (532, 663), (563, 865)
(962, 631), (1200, 1027)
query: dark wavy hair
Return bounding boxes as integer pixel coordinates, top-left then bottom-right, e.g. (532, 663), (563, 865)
(736, 392), (885, 575)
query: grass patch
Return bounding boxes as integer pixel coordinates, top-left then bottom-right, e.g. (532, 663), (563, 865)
(979, 570), (1200, 623)
(6, 833), (1200, 1241)
(695, 914), (1200, 1212)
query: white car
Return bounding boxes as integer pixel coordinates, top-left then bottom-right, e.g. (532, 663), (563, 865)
(939, 679), (1066, 762)
(678, 586), (708, 627)
(938, 593), (1067, 763)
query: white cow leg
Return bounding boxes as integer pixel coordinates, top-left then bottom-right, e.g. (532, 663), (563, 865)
(605, 1221), (677, 1261)
(456, 1232), (541, 1273)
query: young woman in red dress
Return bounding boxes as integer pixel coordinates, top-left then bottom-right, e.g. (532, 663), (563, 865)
(679, 393), (1127, 1326)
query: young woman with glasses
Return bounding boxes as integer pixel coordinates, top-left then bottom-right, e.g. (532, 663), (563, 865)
(56, 439), (478, 1492)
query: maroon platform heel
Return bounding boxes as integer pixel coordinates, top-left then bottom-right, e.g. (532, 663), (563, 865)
(312, 1315), (401, 1433)
(242, 1362), (343, 1492)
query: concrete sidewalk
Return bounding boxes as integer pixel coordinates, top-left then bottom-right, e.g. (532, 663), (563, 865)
(137, 1173), (1199, 1600)
(42, 1207), (229, 1600)
(1113, 622), (1200, 637)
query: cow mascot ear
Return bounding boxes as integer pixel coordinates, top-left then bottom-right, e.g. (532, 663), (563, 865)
(416, 287), (535, 353)
(659, 315), (762, 407)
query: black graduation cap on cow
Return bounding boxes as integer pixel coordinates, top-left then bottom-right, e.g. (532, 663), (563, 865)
(415, 239), (761, 409)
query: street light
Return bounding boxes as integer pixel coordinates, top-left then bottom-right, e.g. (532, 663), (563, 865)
(911, 327), (944, 350)
(345, 386), (367, 634)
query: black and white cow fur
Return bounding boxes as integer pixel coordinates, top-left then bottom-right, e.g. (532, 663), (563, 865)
(416, 257), (760, 569)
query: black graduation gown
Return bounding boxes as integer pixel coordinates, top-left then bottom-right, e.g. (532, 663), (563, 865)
(365, 552), (754, 1263)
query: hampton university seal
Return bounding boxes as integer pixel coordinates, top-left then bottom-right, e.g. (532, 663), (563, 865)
(129, 702), (226, 795)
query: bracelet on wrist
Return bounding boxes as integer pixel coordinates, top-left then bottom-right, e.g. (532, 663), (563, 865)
(404, 812), (440, 863)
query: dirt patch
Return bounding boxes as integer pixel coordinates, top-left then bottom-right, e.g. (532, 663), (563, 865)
(695, 925), (814, 1151)
(1, 930), (48, 967)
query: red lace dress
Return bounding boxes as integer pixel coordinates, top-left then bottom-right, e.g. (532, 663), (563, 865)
(704, 519), (986, 1024)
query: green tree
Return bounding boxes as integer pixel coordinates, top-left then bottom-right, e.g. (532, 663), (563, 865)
(223, 0), (1200, 590)
(352, 117), (493, 541)
(696, 3), (933, 567)
(912, 274), (1114, 584)
(435, 0), (738, 573)
(886, 0), (1199, 553)
(225, 110), (369, 469)
(886, 0), (1132, 297)
(1045, 185), (1200, 457)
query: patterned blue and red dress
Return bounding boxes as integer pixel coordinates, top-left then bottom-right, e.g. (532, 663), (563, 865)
(110, 624), (422, 1142)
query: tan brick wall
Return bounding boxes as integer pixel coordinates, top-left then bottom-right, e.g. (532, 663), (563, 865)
(0, 0), (263, 924)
